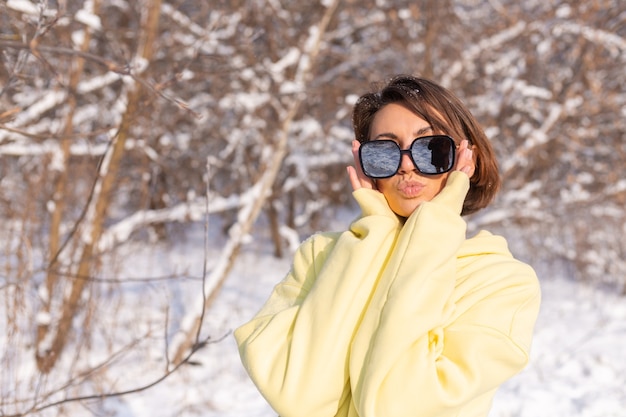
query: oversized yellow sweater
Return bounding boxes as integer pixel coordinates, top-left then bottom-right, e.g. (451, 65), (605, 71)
(234, 172), (541, 417)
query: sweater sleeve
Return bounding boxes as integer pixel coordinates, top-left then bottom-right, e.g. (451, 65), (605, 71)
(350, 172), (541, 416)
(233, 189), (401, 417)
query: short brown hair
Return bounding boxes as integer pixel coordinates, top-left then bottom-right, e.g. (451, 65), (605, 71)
(352, 75), (501, 215)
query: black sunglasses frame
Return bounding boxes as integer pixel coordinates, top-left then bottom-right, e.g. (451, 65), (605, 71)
(359, 135), (456, 179)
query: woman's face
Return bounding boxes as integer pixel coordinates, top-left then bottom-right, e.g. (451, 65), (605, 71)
(369, 103), (450, 218)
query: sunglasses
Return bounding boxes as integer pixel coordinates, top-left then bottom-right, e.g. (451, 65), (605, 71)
(359, 135), (456, 179)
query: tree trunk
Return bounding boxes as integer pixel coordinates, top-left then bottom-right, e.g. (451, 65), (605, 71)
(35, 0), (163, 373)
(170, 0), (341, 365)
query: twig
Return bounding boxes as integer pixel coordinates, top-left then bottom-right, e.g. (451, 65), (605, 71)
(0, 39), (201, 118)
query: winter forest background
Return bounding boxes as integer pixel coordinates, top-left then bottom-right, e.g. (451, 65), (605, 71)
(1, 0), (625, 416)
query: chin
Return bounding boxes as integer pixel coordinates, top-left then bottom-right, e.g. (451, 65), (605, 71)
(391, 202), (422, 218)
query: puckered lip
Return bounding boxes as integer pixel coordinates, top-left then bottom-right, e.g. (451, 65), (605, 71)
(396, 180), (425, 197)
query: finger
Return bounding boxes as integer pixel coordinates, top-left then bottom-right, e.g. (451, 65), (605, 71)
(465, 144), (475, 175)
(347, 166), (362, 191)
(351, 140), (364, 175)
(455, 140), (475, 177)
(454, 140), (466, 170)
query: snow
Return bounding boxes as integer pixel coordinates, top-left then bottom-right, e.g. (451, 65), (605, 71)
(267, 47), (301, 75)
(75, 8), (103, 32)
(35, 311), (51, 325)
(77, 71), (124, 94)
(607, 179), (626, 196)
(81, 220), (626, 417)
(0, 91), (67, 143)
(218, 92), (271, 112)
(491, 275), (626, 417)
(441, 21), (528, 86)
(6, 0), (39, 15)
(1, 207), (626, 415)
(553, 22), (626, 60)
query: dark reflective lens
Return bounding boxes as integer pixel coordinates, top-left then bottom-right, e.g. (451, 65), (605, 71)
(359, 135), (456, 179)
(359, 140), (401, 179)
(412, 136), (455, 174)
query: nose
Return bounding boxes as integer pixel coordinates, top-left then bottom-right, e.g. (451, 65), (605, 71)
(397, 149), (416, 175)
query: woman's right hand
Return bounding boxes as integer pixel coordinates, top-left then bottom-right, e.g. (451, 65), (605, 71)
(347, 140), (377, 191)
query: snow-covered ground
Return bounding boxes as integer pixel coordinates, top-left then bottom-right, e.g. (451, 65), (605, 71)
(3, 216), (624, 416)
(112, 224), (626, 417)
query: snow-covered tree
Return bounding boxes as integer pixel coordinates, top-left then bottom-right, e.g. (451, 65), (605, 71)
(0, 0), (624, 414)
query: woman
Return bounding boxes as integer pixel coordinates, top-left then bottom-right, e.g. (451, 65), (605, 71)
(234, 75), (541, 417)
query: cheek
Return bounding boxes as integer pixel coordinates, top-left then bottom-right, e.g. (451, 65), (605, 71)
(429, 175), (449, 198)
(376, 178), (393, 195)
(435, 175), (448, 191)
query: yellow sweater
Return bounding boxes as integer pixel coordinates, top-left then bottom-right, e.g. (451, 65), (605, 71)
(234, 172), (541, 417)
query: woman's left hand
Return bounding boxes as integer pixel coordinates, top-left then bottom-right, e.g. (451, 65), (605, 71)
(455, 139), (475, 178)
(347, 140), (377, 191)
